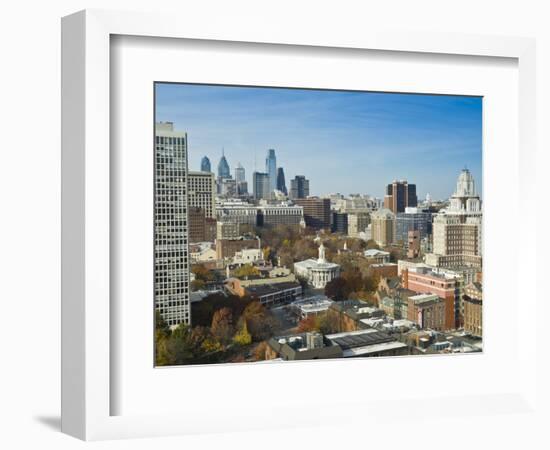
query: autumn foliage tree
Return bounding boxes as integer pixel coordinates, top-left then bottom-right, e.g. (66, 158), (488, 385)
(241, 301), (278, 342)
(233, 320), (252, 346)
(297, 315), (321, 333)
(232, 263), (260, 279)
(211, 307), (234, 344)
(325, 267), (379, 302)
(254, 341), (268, 361)
(191, 292), (252, 327)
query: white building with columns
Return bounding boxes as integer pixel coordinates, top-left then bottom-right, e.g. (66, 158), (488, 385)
(294, 242), (341, 289)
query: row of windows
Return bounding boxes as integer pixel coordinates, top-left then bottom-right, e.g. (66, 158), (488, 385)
(156, 135), (186, 144)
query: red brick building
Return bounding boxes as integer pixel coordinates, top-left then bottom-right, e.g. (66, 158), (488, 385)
(402, 267), (456, 330)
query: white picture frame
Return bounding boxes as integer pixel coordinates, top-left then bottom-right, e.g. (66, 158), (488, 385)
(61, 9), (538, 441)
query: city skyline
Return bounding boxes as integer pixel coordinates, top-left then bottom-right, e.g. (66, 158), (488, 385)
(155, 83), (483, 200)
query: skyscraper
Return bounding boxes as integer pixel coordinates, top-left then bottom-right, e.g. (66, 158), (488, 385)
(154, 122), (190, 327)
(200, 156), (211, 173)
(265, 149), (277, 192)
(425, 169), (482, 269)
(253, 171), (270, 200)
(276, 167), (287, 195)
(234, 163), (245, 182)
(290, 175), (310, 199)
(383, 180), (417, 213)
(217, 150), (231, 179)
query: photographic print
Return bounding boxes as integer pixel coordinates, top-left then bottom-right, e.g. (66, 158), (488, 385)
(154, 83), (483, 366)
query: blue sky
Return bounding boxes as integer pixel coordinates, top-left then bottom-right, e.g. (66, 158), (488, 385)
(155, 83), (482, 200)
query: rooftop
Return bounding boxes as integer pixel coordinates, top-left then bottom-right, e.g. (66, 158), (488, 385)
(245, 281), (302, 297)
(364, 249), (390, 257)
(325, 329), (407, 357)
(292, 296), (334, 313)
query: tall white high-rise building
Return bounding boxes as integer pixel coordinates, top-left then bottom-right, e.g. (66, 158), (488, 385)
(155, 122), (190, 327)
(425, 168), (483, 269)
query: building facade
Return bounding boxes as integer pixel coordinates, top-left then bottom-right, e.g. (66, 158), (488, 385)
(216, 199), (258, 226)
(265, 149), (277, 192)
(426, 169), (483, 269)
(276, 167), (287, 195)
(331, 211), (349, 234)
(188, 171), (216, 218)
(200, 155), (211, 172)
(347, 212), (370, 237)
(216, 236), (261, 260)
(407, 230), (421, 258)
(407, 293), (446, 331)
(395, 207), (431, 244)
(289, 175), (310, 199)
(154, 122), (190, 326)
(294, 243), (341, 289)
(371, 208), (395, 246)
(427, 214), (482, 268)
(384, 180), (417, 213)
(364, 249), (391, 264)
(234, 162), (245, 182)
(463, 282), (483, 337)
(402, 267), (456, 330)
(293, 197), (331, 230)
(253, 171), (270, 200)
(257, 203), (304, 228)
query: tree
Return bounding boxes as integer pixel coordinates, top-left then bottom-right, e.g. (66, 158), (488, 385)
(254, 341), (268, 361)
(365, 239), (380, 250)
(164, 324), (196, 365)
(318, 313), (340, 335)
(325, 277), (348, 301)
(211, 307), (234, 343)
(191, 292), (252, 327)
(233, 320), (252, 346)
(155, 310), (170, 338)
(192, 263), (215, 282)
(232, 263), (260, 279)
(191, 279), (206, 291)
(241, 301), (277, 341)
(297, 315), (320, 332)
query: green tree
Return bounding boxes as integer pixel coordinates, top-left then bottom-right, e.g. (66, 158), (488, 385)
(155, 310), (170, 338)
(165, 324), (196, 365)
